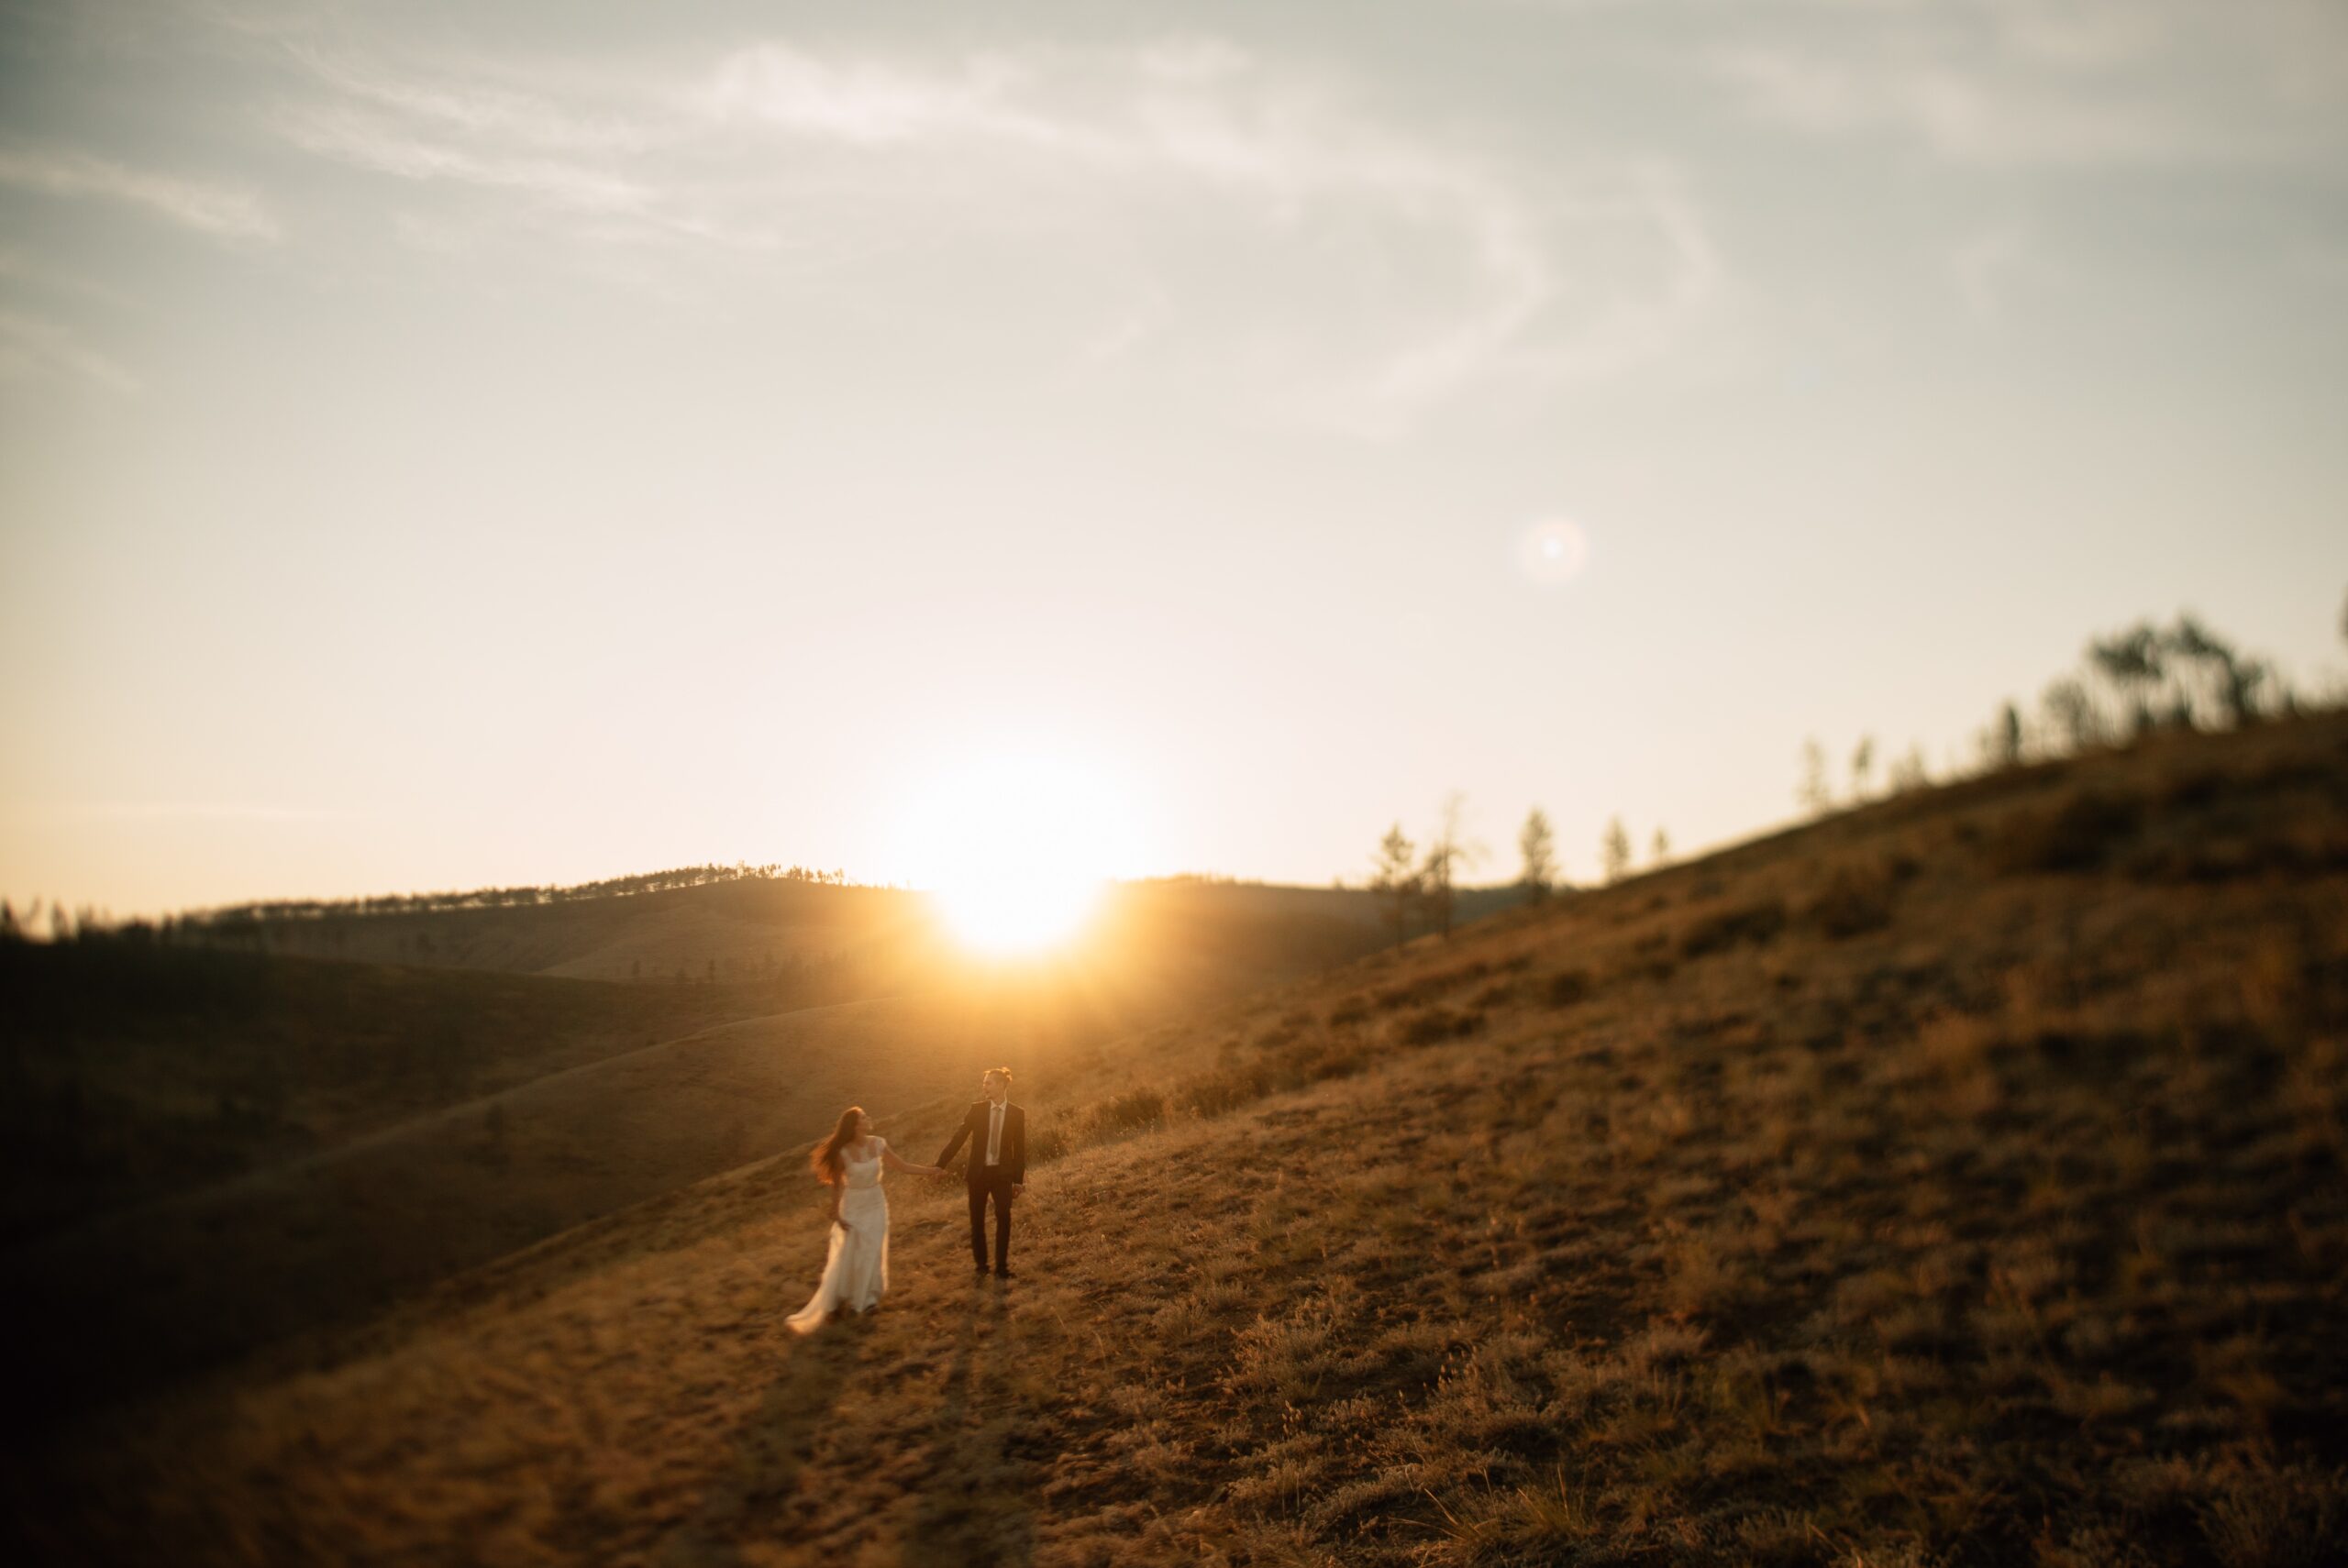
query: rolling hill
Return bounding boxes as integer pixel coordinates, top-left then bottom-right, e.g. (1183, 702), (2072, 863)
(9, 714), (2348, 1565)
(0, 876), (1498, 1427)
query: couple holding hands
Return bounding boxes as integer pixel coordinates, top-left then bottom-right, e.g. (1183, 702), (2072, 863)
(785, 1067), (1026, 1333)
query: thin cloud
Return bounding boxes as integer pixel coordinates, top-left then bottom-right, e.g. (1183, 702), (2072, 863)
(0, 146), (281, 242)
(272, 102), (654, 218)
(270, 41), (674, 222)
(685, 40), (1719, 425)
(269, 35), (1727, 425)
(1715, 50), (2199, 165)
(1499, 163), (1726, 392)
(0, 310), (139, 392)
(1714, 0), (2348, 166)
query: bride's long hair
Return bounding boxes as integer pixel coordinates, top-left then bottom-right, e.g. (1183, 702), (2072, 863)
(811, 1105), (865, 1184)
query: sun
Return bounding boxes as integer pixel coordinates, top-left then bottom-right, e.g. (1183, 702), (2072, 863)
(903, 751), (1134, 956)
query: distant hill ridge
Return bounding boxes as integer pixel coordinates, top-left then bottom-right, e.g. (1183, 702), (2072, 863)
(159, 869), (1523, 987)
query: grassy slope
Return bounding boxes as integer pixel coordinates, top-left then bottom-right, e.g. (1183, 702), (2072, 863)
(0, 949), (748, 1241)
(17, 716), (2348, 1565)
(0, 880), (1445, 1428)
(1, 877), (1415, 1246)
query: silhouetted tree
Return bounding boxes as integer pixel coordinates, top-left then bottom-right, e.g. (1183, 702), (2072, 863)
(2089, 624), (2165, 737)
(1996, 701), (2024, 768)
(1888, 745), (1930, 794)
(1850, 736), (1876, 801)
(1517, 808), (1557, 901)
(2165, 614), (2271, 728)
(1651, 827), (1671, 866)
(2041, 678), (2103, 752)
(1600, 817), (1632, 885)
(1798, 738), (1832, 815)
(2217, 656), (2270, 727)
(1416, 793), (1480, 941)
(1369, 823), (1419, 949)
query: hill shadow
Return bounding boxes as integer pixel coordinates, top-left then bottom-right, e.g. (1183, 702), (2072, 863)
(649, 1318), (858, 1565)
(905, 1285), (1035, 1567)
(665, 1283), (1036, 1566)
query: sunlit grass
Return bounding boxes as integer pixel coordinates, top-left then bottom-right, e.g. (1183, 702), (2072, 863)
(17, 712), (2348, 1566)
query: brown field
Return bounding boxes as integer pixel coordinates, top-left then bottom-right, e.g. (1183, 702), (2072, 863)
(9, 715), (2348, 1565)
(0, 878), (1441, 1424)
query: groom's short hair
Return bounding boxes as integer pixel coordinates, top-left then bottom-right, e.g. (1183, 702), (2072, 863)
(986, 1066), (1013, 1086)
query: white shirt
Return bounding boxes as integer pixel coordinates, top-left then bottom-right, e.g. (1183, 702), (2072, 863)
(985, 1100), (1005, 1165)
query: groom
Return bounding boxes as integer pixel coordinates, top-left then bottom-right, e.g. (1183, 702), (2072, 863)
(936, 1067), (1025, 1280)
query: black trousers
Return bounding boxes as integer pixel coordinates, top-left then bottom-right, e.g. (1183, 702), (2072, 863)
(967, 1173), (1014, 1270)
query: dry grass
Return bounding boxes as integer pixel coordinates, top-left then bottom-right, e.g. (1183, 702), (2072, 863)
(9, 714), (2348, 1566)
(1, 877), (1438, 1424)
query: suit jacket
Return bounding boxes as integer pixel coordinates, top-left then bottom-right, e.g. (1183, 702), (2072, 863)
(936, 1099), (1024, 1187)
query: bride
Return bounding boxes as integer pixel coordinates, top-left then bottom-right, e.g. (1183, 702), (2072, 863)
(786, 1105), (940, 1332)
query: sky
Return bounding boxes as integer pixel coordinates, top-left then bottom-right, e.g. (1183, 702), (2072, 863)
(4, 0), (2346, 918)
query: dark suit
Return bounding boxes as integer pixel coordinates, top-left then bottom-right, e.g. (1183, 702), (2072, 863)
(936, 1099), (1024, 1272)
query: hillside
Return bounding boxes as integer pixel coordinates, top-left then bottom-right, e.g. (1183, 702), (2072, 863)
(12, 714), (2348, 1565)
(0, 877), (1483, 1426)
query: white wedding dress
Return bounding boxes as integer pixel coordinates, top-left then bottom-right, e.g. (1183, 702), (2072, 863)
(786, 1140), (890, 1332)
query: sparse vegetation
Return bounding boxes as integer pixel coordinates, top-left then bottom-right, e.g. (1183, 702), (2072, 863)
(0, 877), (1472, 1423)
(1372, 823), (1420, 950)
(1601, 815), (1633, 884)
(10, 704), (2348, 1568)
(1800, 735), (1833, 814)
(1517, 808), (1556, 901)
(1416, 793), (1480, 942)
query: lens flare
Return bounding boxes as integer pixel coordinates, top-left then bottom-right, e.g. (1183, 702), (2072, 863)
(1517, 517), (1589, 585)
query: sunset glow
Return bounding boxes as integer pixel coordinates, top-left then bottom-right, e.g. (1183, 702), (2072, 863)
(908, 754), (1133, 955)
(3, 1), (2344, 920)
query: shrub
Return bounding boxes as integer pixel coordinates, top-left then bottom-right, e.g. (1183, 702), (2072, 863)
(1301, 1038), (1371, 1082)
(2159, 767), (2228, 810)
(1090, 1087), (1166, 1136)
(1994, 790), (2143, 873)
(1375, 961), (1490, 1010)
(1544, 969), (1594, 1008)
(1677, 898), (1788, 958)
(1801, 865), (1898, 938)
(1401, 1007), (1481, 1045)
(1028, 1119), (1071, 1165)
(1325, 996), (1370, 1028)
(1179, 1067), (1268, 1120)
